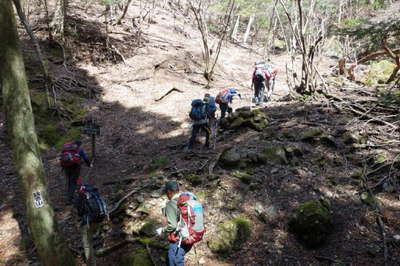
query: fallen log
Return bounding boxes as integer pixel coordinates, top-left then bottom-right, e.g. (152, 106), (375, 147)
(155, 88), (183, 102)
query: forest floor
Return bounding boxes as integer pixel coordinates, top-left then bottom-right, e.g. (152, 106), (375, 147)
(1, 1), (400, 266)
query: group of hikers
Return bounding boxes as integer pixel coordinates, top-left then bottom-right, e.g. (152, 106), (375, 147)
(188, 60), (277, 151)
(59, 61), (276, 265)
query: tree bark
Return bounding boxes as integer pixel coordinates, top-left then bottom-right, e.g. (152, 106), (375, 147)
(116, 0), (133, 24)
(243, 14), (254, 44)
(231, 15), (240, 40)
(12, 0), (53, 107)
(0, 2), (76, 266)
(51, 0), (67, 38)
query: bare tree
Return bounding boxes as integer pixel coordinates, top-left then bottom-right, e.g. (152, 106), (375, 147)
(243, 14), (254, 44)
(12, 0), (53, 107)
(188, 0), (236, 85)
(279, 0), (325, 94)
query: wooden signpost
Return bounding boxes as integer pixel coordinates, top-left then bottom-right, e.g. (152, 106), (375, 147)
(82, 118), (100, 159)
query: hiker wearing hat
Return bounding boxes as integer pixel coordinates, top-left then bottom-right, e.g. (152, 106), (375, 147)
(156, 181), (205, 266)
(59, 140), (92, 204)
(187, 94), (216, 151)
(215, 88), (240, 119)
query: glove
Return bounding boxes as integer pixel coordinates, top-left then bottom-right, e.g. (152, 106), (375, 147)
(156, 227), (164, 236)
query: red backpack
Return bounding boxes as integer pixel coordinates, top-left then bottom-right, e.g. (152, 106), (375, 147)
(168, 192), (205, 246)
(59, 141), (81, 167)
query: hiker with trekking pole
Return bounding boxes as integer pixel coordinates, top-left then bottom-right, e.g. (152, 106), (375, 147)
(186, 94), (217, 152)
(251, 61), (277, 106)
(59, 140), (92, 205)
(74, 157), (108, 266)
(156, 181), (205, 266)
(215, 88), (241, 119)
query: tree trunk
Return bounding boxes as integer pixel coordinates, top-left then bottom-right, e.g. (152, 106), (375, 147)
(231, 15), (240, 40)
(243, 14), (254, 44)
(12, 0), (53, 107)
(0, 2), (76, 266)
(116, 0), (133, 24)
(51, 0), (67, 38)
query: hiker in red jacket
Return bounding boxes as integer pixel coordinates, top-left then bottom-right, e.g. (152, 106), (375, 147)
(59, 140), (92, 204)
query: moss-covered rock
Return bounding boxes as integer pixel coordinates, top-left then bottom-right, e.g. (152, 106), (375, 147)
(208, 217), (251, 255)
(259, 146), (288, 164)
(374, 153), (387, 164)
(342, 132), (361, 144)
(320, 135), (337, 148)
(220, 109), (268, 131)
(362, 60), (396, 85)
(119, 248), (153, 266)
(220, 148), (242, 168)
(186, 174), (202, 185)
(288, 199), (333, 248)
(360, 192), (377, 207)
(300, 128), (323, 141)
(229, 117), (246, 129)
(231, 170), (252, 184)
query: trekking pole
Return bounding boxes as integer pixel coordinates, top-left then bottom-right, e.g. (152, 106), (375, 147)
(194, 245), (200, 266)
(83, 158), (95, 184)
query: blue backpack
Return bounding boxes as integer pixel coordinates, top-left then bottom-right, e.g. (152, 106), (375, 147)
(190, 99), (207, 121)
(205, 96), (217, 117)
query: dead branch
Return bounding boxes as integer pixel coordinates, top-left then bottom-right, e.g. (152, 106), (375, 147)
(361, 167), (389, 266)
(208, 152), (223, 176)
(115, 0), (133, 25)
(109, 182), (154, 215)
(95, 240), (132, 257)
(348, 48), (400, 81)
(155, 88), (184, 102)
(103, 176), (142, 186)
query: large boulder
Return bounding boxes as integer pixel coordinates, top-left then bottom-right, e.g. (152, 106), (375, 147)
(220, 108), (268, 131)
(288, 199), (333, 248)
(220, 148), (242, 168)
(257, 146), (288, 165)
(208, 217), (251, 255)
(119, 248), (153, 266)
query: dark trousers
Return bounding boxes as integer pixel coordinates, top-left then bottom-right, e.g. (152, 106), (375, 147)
(189, 123), (211, 149)
(167, 242), (192, 266)
(219, 103), (232, 119)
(254, 83), (265, 104)
(63, 165), (81, 202)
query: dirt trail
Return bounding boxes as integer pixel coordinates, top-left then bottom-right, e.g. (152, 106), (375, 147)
(3, 1), (399, 266)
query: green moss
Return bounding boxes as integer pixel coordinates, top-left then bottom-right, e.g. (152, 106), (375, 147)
(289, 200), (333, 248)
(139, 237), (168, 250)
(149, 156), (169, 171)
(300, 128), (323, 140)
(139, 219), (157, 237)
(186, 174), (202, 185)
(360, 192), (377, 207)
(362, 60), (396, 85)
(229, 117), (246, 129)
(231, 170), (252, 184)
(261, 146), (288, 164)
(119, 248), (152, 266)
(196, 191), (207, 200)
(374, 153), (387, 164)
(208, 216), (251, 255)
(38, 124), (60, 146)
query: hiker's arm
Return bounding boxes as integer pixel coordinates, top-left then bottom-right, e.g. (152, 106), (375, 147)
(163, 201), (178, 233)
(79, 149), (91, 167)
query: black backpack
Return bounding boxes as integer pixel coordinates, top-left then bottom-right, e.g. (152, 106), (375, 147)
(77, 184), (108, 224)
(254, 68), (266, 85)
